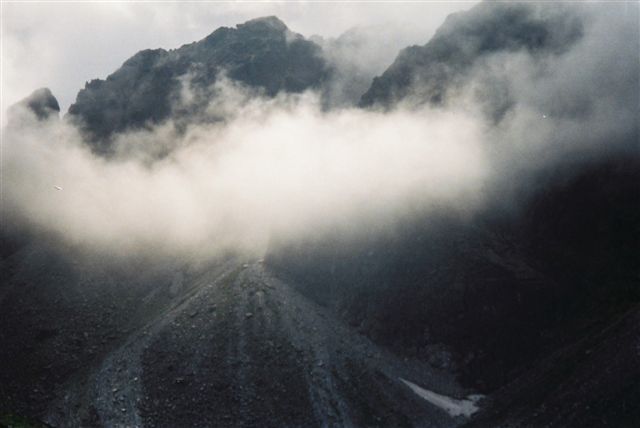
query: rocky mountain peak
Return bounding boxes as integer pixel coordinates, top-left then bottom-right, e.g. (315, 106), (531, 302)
(359, 2), (584, 111)
(66, 16), (327, 154)
(236, 16), (289, 33)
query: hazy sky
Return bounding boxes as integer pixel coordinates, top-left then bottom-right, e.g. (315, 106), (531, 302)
(1, 1), (476, 118)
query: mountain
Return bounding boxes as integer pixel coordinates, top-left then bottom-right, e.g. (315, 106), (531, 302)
(67, 16), (329, 154)
(2, 158), (637, 427)
(359, 2), (583, 116)
(2, 5), (639, 428)
(0, 238), (476, 427)
(268, 155), (640, 390)
(2, 155), (638, 426)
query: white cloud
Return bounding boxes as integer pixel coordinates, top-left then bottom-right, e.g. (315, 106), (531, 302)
(2, 89), (487, 261)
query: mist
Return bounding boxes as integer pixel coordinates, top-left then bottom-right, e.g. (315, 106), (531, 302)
(1, 89), (487, 262)
(2, 1), (637, 265)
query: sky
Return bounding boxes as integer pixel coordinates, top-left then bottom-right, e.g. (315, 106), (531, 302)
(1, 1), (476, 118)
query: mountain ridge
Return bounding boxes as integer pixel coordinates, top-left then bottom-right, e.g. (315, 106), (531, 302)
(359, 2), (584, 115)
(66, 15), (329, 154)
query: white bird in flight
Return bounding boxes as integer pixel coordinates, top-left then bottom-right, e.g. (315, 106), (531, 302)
(54, 185), (63, 191)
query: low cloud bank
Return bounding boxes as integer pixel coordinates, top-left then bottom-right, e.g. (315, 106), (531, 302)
(2, 92), (487, 261)
(2, 2), (637, 263)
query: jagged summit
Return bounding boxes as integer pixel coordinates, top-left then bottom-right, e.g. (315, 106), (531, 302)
(237, 15), (289, 33)
(202, 16), (292, 46)
(359, 2), (584, 112)
(67, 16), (327, 153)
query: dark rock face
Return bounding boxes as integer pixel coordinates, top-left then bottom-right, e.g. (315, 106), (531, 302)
(268, 154), (640, 426)
(67, 16), (329, 153)
(359, 2), (583, 110)
(8, 88), (60, 124)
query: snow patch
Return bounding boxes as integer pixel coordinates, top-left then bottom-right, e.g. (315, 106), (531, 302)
(400, 378), (483, 418)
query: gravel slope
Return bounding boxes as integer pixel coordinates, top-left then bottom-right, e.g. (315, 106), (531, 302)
(1, 243), (480, 427)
